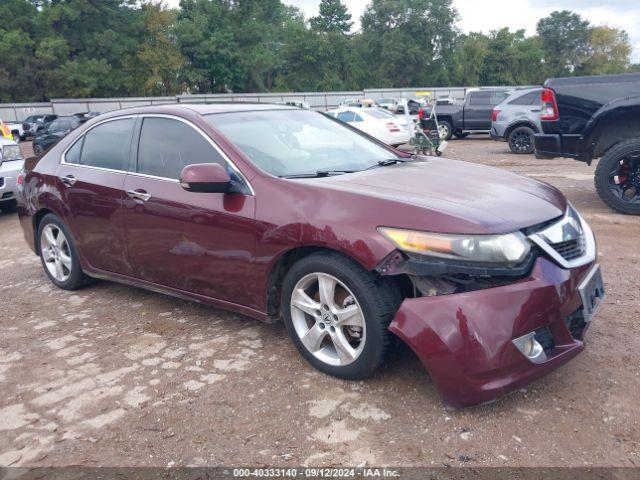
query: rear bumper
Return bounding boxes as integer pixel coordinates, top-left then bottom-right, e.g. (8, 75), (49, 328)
(533, 133), (562, 158)
(490, 125), (505, 141)
(388, 257), (595, 408)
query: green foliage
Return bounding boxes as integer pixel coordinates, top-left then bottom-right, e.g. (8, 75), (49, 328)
(0, 1), (635, 102)
(536, 10), (591, 76)
(310, 0), (353, 33)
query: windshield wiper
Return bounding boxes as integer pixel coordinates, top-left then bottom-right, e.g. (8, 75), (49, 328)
(279, 169), (358, 179)
(365, 158), (414, 170)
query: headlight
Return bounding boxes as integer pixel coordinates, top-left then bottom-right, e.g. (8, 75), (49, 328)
(378, 227), (531, 265)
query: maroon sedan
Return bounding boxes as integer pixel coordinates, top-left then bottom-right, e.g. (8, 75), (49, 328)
(16, 104), (604, 408)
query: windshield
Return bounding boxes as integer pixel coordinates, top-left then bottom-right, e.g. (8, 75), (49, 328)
(205, 109), (397, 177)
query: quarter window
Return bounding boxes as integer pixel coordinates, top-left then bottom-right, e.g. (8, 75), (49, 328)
(65, 139), (83, 164)
(80, 118), (134, 171)
(137, 117), (225, 180)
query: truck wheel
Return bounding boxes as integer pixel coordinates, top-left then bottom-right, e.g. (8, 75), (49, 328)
(594, 138), (640, 215)
(12, 133), (20, 143)
(438, 120), (453, 141)
(508, 126), (535, 154)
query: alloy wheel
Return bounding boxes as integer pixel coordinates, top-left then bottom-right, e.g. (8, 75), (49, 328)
(509, 129), (533, 153)
(438, 123), (450, 139)
(609, 153), (640, 205)
(289, 272), (366, 366)
(40, 224), (72, 282)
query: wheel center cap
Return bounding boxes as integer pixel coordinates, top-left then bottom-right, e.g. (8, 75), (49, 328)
(322, 313), (332, 324)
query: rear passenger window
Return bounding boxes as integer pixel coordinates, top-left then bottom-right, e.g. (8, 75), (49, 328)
(80, 118), (134, 171)
(64, 139), (83, 164)
(137, 117), (225, 180)
(469, 91), (492, 105)
(337, 111), (355, 123)
(509, 91), (541, 106)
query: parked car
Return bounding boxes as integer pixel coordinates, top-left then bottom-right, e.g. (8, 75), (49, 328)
(436, 95), (456, 105)
(377, 98), (400, 113)
(534, 72), (640, 215)
(17, 103), (604, 408)
(0, 138), (25, 213)
(22, 114), (58, 139)
(327, 106), (410, 146)
(0, 118), (25, 143)
(436, 88), (513, 140)
(491, 87), (543, 154)
(32, 116), (84, 156)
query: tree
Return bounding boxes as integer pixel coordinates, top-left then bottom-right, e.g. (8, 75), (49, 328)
(132, 2), (185, 95)
(310, 0), (353, 33)
(580, 26), (631, 75)
(536, 10), (591, 76)
(360, 0), (459, 87)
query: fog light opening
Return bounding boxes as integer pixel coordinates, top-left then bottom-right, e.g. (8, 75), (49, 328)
(512, 332), (547, 364)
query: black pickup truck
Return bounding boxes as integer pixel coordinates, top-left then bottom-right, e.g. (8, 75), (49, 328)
(534, 73), (640, 214)
(435, 88), (512, 140)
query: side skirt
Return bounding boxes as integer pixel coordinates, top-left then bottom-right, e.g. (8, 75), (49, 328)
(82, 266), (271, 323)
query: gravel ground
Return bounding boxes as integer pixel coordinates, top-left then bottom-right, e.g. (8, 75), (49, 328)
(0, 136), (638, 468)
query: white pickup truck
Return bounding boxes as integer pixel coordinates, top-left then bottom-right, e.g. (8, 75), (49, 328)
(0, 119), (25, 143)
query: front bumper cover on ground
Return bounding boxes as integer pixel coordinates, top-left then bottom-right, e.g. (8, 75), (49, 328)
(388, 257), (594, 408)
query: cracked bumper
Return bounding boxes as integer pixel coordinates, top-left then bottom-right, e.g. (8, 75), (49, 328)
(388, 257), (595, 408)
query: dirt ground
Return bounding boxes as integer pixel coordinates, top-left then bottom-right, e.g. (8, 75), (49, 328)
(0, 137), (638, 468)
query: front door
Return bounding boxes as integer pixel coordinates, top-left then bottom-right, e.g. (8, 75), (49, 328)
(55, 117), (136, 275)
(122, 116), (257, 308)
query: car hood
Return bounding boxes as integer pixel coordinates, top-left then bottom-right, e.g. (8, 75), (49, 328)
(307, 157), (566, 234)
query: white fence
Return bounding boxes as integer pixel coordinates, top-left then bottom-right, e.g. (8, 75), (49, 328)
(0, 86), (487, 122)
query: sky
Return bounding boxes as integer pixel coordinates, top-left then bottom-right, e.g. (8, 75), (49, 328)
(163, 0), (640, 62)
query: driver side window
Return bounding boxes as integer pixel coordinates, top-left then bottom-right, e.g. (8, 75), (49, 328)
(137, 117), (225, 180)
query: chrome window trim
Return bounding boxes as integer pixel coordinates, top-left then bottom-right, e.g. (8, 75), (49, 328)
(60, 115), (137, 175)
(60, 113), (254, 195)
(528, 207), (596, 269)
(136, 114), (254, 195)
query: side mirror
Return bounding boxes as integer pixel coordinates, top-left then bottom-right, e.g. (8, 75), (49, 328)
(179, 163), (231, 193)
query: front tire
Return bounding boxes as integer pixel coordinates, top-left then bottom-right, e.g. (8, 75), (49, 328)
(508, 126), (535, 154)
(594, 138), (640, 215)
(37, 214), (90, 289)
(281, 252), (400, 380)
(438, 120), (453, 141)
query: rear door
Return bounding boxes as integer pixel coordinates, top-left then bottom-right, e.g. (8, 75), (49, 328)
(55, 116), (136, 275)
(122, 115), (257, 307)
(464, 91), (494, 130)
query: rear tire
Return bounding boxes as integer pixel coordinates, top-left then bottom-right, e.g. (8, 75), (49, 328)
(508, 126), (535, 154)
(594, 138), (640, 215)
(438, 120), (453, 141)
(281, 252), (400, 380)
(37, 214), (90, 289)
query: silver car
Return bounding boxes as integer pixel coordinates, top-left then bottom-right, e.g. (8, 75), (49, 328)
(490, 88), (542, 154)
(0, 138), (24, 213)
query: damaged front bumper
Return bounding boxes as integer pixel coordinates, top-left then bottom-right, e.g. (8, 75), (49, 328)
(387, 257), (599, 408)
